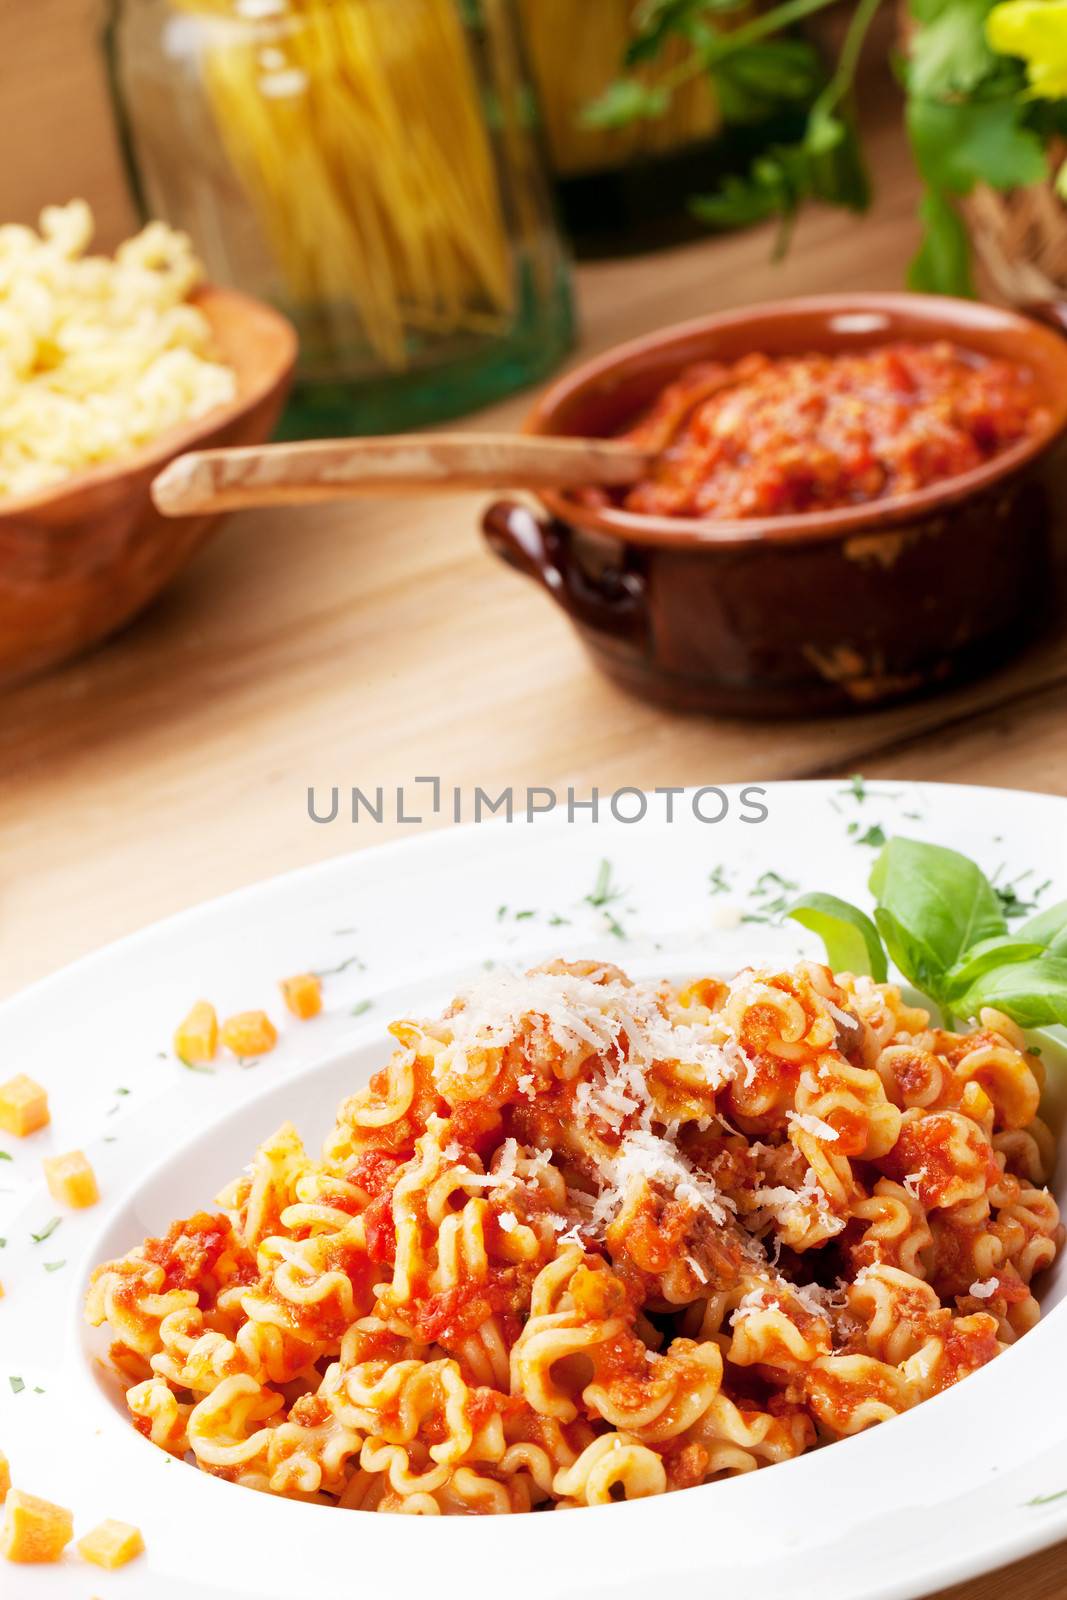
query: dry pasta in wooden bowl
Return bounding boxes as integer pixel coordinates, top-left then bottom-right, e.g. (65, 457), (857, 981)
(0, 202), (295, 688)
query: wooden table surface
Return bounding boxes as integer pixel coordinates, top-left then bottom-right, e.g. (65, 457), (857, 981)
(3, 8), (1067, 1597)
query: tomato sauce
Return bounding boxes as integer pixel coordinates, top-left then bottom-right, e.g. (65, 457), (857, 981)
(611, 342), (1043, 520)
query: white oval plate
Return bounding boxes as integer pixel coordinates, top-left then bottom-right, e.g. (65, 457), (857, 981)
(3, 781), (1067, 1600)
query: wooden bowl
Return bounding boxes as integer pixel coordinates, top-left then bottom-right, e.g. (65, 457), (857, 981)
(0, 286), (297, 689)
(484, 293), (1067, 717)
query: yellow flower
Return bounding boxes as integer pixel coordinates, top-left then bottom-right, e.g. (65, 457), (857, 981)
(988, 0), (1067, 97)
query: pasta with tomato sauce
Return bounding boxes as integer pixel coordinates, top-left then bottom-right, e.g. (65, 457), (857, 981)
(86, 958), (1062, 1513)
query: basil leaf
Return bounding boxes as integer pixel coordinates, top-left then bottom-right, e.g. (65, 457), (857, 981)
(1018, 898), (1067, 957)
(785, 893), (887, 982)
(943, 935), (1047, 997)
(869, 838), (1007, 995)
(955, 954), (1067, 1029)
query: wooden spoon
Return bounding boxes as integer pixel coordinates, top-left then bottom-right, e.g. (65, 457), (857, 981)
(151, 433), (653, 516)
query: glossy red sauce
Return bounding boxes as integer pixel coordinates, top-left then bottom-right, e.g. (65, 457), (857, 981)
(139, 1212), (234, 1292)
(608, 342), (1044, 520)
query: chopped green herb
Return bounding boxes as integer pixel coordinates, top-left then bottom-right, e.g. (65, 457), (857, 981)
(838, 775), (898, 805)
(585, 859), (623, 909)
(602, 911), (627, 940)
(0, 1239), (6, 1249)
(514, 910), (536, 921)
(43, 1260), (65, 1273)
(991, 867), (1052, 922)
(548, 914), (571, 927)
(114, 1086), (130, 1096)
(483, 959), (496, 971)
(103, 1136), (118, 1143)
(497, 905), (508, 920)
(31, 1217), (61, 1244)
(739, 869), (800, 925)
(854, 823), (887, 849)
(0, 1150), (11, 1162)
(708, 865), (732, 896)
(313, 952), (365, 978)
(32, 1387), (44, 1395)
(754, 870), (798, 895)
(1028, 1490), (1067, 1506)
(1027, 1045), (1042, 1057)
(177, 1053), (215, 1074)
(9, 1376), (24, 1394)
(350, 999), (374, 1017)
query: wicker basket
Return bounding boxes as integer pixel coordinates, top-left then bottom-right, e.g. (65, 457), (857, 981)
(963, 162), (1067, 303)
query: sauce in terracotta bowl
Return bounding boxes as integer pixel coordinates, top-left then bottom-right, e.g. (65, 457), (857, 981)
(483, 295), (1067, 717)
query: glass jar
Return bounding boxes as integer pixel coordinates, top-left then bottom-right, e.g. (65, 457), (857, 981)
(103, 0), (574, 435)
(515, 0), (813, 258)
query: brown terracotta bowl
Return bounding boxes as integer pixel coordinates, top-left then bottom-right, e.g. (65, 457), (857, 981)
(482, 294), (1067, 716)
(0, 286), (297, 690)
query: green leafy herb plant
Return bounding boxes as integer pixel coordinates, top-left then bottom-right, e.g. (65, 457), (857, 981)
(583, 0), (1067, 294)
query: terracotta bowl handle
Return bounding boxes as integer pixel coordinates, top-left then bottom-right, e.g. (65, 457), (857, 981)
(1023, 301), (1067, 338)
(482, 500), (648, 644)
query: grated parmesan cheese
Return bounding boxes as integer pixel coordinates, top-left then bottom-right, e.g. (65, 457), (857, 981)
(731, 1285), (774, 1322)
(969, 1278), (998, 1299)
(589, 1127), (735, 1233)
(437, 966), (747, 1099)
(826, 1000), (858, 1034)
(752, 1167), (844, 1238)
(788, 1111), (839, 1142)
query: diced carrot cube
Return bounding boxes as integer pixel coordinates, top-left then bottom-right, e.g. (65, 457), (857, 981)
(173, 1000), (218, 1065)
(43, 1150), (99, 1209)
(0, 1489), (73, 1563)
(220, 1011), (278, 1058)
(279, 973), (322, 1021)
(0, 1450), (9, 1501)
(0, 1076), (49, 1138)
(77, 1518), (145, 1569)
